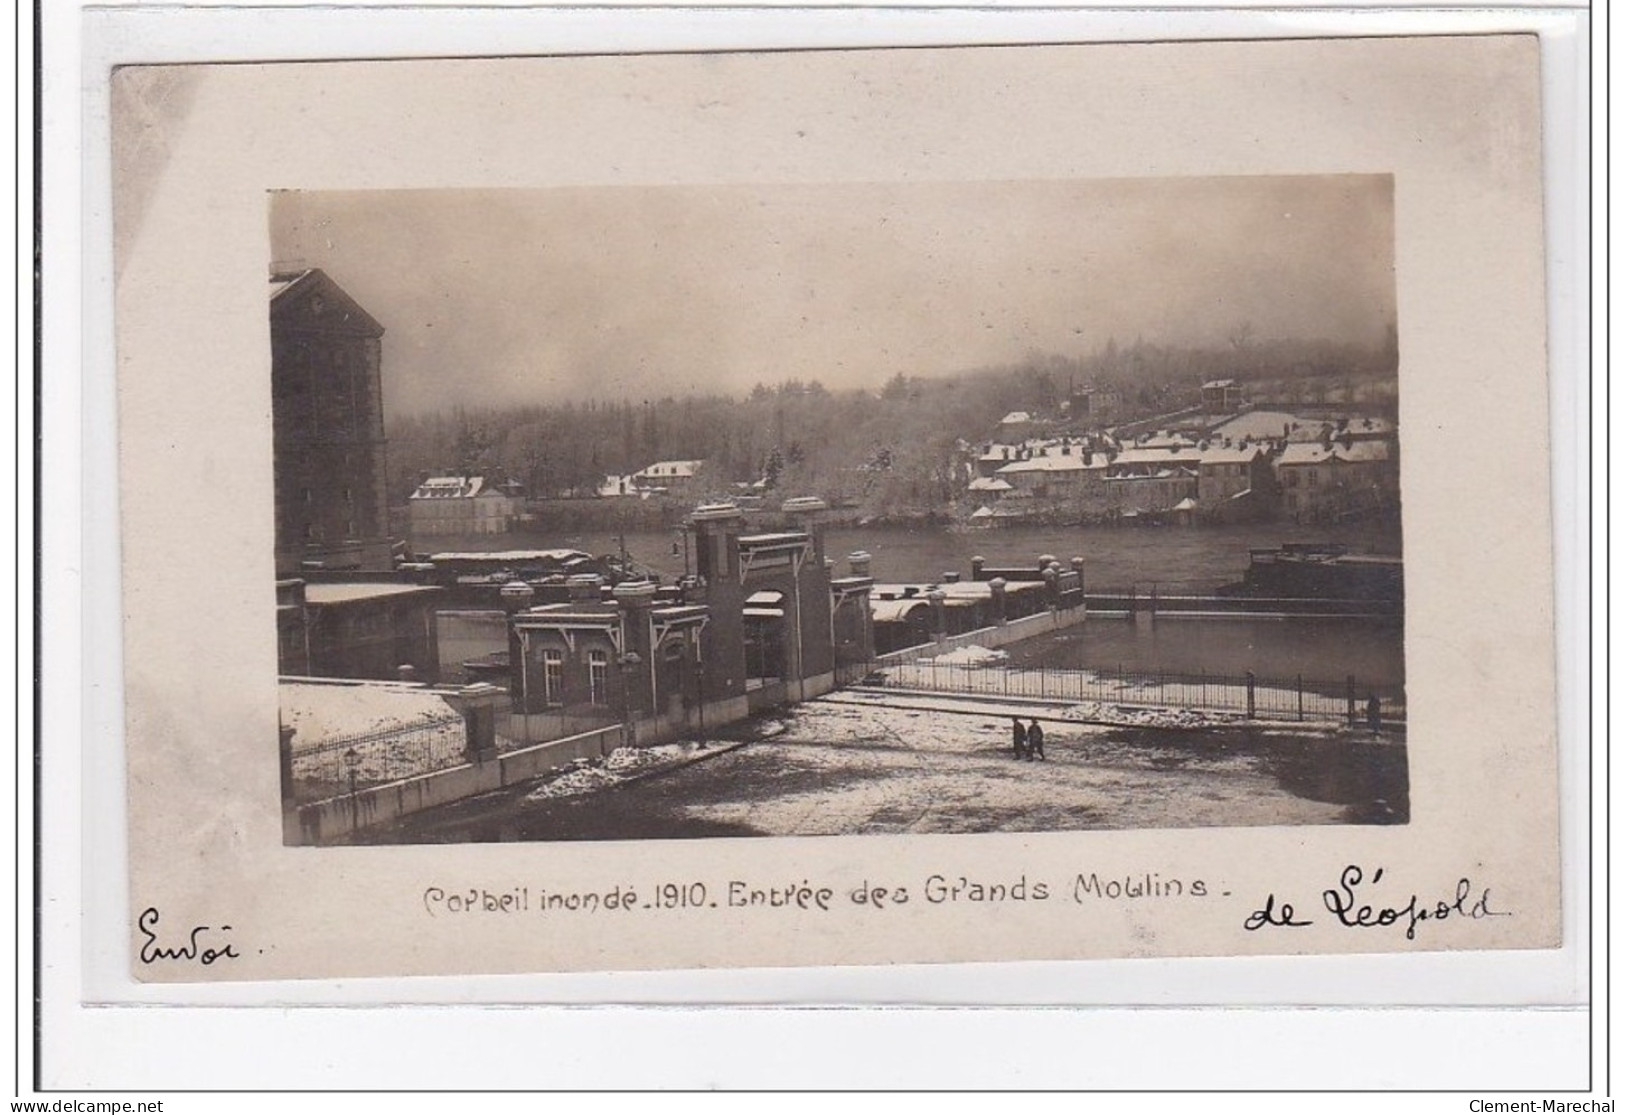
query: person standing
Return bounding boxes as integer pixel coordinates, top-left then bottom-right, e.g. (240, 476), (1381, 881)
(1011, 717), (1027, 760)
(1026, 718), (1045, 761)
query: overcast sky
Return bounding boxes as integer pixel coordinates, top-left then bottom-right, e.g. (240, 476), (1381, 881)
(270, 176), (1394, 418)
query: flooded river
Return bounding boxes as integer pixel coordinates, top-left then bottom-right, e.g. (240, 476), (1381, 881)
(416, 520), (1405, 693)
(427, 520), (1402, 592)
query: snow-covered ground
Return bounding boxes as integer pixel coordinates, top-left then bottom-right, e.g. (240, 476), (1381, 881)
(929, 645), (1010, 667)
(653, 697), (1351, 835)
(281, 680), (468, 796)
(524, 742), (731, 801)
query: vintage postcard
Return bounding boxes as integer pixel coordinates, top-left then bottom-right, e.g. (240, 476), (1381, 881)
(109, 35), (1560, 982)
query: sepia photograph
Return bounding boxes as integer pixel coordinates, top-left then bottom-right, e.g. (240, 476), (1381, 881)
(105, 33), (1562, 984)
(270, 177), (1408, 847)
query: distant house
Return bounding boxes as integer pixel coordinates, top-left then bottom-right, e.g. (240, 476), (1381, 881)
(597, 474), (635, 498)
(630, 459), (704, 498)
(1103, 445), (1202, 512)
(1194, 444), (1276, 521)
(1201, 379), (1243, 412)
(967, 476), (1013, 497)
(994, 447), (1109, 500)
(1274, 440), (1399, 521)
(408, 475), (522, 536)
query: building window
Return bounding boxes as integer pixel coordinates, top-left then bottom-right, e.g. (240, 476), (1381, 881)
(588, 650), (609, 707)
(541, 649), (563, 706)
(1307, 470), (1319, 487)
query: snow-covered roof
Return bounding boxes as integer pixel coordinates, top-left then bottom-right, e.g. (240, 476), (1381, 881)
(303, 583), (441, 605)
(1111, 446), (1202, 467)
(1335, 440), (1392, 463)
(997, 455), (1097, 475)
(428, 549), (591, 563)
(1137, 434), (1199, 450)
(268, 270), (313, 301)
(1275, 443), (1337, 467)
(1209, 410), (1302, 442)
(967, 477), (1013, 492)
(969, 505), (996, 519)
(871, 599), (932, 624)
(1276, 441), (1390, 467)
(634, 459), (704, 480)
(410, 475), (485, 500)
(1196, 445), (1266, 466)
(1201, 378), (1237, 390)
(1000, 411), (1033, 425)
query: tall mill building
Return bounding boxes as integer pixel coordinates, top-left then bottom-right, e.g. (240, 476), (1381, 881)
(270, 268), (395, 574)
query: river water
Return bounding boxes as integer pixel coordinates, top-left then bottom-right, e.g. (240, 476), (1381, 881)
(415, 520), (1406, 692)
(436, 520), (1402, 592)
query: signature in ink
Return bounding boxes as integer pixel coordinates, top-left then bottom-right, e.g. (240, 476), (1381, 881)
(1322, 865), (1510, 941)
(136, 907), (240, 965)
(1242, 865), (1513, 939)
(1243, 891), (1313, 931)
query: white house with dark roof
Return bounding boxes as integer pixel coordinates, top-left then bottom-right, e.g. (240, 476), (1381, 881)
(630, 459), (705, 497)
(408, 475), (522, 536)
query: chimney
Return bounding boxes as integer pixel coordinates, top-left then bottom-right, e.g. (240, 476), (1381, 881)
(849, 550), (872, 578)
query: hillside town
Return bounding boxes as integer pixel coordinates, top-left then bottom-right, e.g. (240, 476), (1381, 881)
(389, 377), (1400, 536)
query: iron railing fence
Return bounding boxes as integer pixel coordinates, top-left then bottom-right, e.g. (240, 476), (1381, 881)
(849, 657), (1405, 725)
(289, 712), (470, 804)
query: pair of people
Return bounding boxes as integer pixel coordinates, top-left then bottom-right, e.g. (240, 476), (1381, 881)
(1011, 717), (1046, 761)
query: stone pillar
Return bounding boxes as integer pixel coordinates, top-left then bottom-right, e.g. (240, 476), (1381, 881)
(613, 581), (659, 722)
(447, 682), (505, 761)
(782, 496), (829, 565)
(971, 555), (986, 581)
(927, 588), (947, 644)
(849, 551), (872, 578)
(500, 580), (535, 700)
(989, 577), (1008, 625)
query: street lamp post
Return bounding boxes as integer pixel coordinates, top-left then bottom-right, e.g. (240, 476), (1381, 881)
(343, 746), (360, 828)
